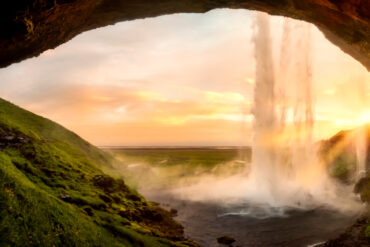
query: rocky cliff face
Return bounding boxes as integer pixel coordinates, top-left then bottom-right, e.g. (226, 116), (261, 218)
(1, 0), (369, 69)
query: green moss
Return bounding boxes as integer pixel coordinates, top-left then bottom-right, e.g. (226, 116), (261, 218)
(0, 153), (121, 247)
(0, 98), (194, 247)
(364, 225), (370, 238)
(329, 152), (356, 181)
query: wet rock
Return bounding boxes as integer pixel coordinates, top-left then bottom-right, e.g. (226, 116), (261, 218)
(170, 208), (178, 217)
(354, 176), (370, 201)
(111, 195), (121, 203)
(118, 209), (142, 222)
(59, 194), (72, 202)
(92, 174), (128, 193)
(0, 128), (31, 149)
(126, 193), (141, 201)
(92, 175), (115, 189)
(319, 215), (370, 247)
(41, 167), (55, 177)
(115, 179), (128, 192)
(121, 219), (130, 226)
(217, 235), (236, 246)
(141, 208), (164, 222)
(118, 209), (130, 218)
(99, 194), (112, 203)
(83, 206), (94, 216)
(18, 137), (28, 143)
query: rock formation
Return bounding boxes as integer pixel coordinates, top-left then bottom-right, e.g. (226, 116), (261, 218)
(1, 0), (369, 69)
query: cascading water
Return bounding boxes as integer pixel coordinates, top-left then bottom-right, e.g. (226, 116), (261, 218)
(354, 82), (369, 179)
(249, 12), (277, 205)
(169, 12), (363, 216)
(355, 127), (367, 178)
(247, 12), (361, 211)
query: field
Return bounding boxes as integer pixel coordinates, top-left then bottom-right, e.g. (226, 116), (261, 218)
(104, 147), (251, 190)
(106, 147), (250, 168)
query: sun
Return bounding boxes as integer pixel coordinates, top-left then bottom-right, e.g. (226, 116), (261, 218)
(360, 111), (370, 125)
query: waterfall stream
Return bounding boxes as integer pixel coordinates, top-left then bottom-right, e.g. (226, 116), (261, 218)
(248, 12), (361, 211)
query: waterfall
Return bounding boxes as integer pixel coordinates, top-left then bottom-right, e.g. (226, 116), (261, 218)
(355, 127), (368, 178)
(249, 12), (277, 204)
(248, 12), (339, 208)
(170, 12), (363, 215)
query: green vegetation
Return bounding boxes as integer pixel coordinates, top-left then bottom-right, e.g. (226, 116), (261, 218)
(319, 128), (368, 184)
(320, 125), (370, 206)
(329, 152), (357, 182)
(0, 98), (197, 247)
(365, 225), (370, 238)
(109, 148), (248, 169)
(106, 148), (249, 190)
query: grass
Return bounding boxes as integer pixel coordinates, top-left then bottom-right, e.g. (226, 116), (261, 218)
(105, 148), (249, 190)
(108, 148), (248, 168)
(329, 152), (357, 182)
(0, 98), (197, 247)
(0, 152), (121, 247)
(0, 97), (112, 167)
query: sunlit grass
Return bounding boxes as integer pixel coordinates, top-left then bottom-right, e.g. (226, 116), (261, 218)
(0, 98), (195, 247)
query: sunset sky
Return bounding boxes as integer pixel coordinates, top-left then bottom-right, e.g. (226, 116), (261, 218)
(0, 9), (369, 146)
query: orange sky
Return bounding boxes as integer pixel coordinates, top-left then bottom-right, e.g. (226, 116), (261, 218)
(0, 9), (369, 146)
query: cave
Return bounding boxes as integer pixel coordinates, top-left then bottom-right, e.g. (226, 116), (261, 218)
(1, 0), (369, 70)
(1, 1), (369, 247)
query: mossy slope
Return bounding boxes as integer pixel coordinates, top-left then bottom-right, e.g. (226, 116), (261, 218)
(0, 98), (198, 247)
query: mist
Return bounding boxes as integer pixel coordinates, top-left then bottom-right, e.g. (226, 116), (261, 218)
(102, 13), (365, 219)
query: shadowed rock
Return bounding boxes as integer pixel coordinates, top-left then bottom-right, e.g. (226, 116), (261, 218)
(217, 235), (236, 245)
(0, 0), (369, 70)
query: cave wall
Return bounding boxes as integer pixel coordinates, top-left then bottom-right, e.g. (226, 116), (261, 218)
(1, 0), (369, 69)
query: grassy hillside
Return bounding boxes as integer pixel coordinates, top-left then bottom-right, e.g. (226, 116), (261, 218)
(0, 98), (198, 247)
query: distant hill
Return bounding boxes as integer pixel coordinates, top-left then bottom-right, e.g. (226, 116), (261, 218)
(0, 98), (198, 247)
(318, 125), (370, 246)
(319, 125), (370, 187)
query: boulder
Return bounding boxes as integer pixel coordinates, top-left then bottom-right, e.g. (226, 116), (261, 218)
(217, 235), (236, 246)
